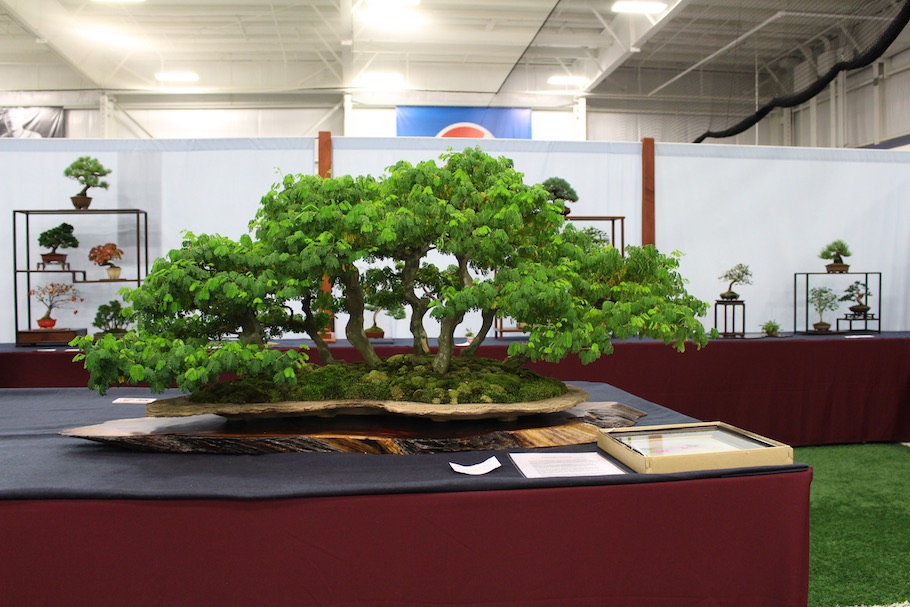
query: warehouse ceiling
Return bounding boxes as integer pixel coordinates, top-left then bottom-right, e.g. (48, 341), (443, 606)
(1, 0), (909, 137)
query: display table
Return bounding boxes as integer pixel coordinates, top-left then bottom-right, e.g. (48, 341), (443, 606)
(0, 383), (810, 606)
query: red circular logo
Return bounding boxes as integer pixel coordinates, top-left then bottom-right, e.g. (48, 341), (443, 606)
(436, 122), (494, 138)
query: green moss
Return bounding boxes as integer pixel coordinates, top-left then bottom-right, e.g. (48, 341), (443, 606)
(191, 355), (568, 405)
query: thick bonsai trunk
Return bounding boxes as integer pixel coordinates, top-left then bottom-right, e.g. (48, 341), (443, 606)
(298, 298), (336, 365)
(340, 269), (382, 367)
(238, 312), (266, 346)
(431, 255), (471, 374)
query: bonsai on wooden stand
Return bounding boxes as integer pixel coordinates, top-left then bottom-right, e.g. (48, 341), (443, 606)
(809, 286), (839, 332)
(88, 243), (124, 280)
(840, 281), (872, 316)
(37, 222), (79, 268)
(819, 240), (851, 273)
(28, 282), (84, 329)
(718, 263), (752, 300)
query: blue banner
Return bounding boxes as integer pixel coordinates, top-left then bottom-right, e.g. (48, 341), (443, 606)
(396, 106), (531, 139)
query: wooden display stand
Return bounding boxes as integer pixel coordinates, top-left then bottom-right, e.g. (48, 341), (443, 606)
(16, 328), (87, 346)
(714, 299), (745, 338)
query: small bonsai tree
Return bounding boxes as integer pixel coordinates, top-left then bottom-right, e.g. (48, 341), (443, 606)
(761, 320), (780, 337)
(38, 223), (79, 254)
(29, 282), (84, 321)
(88, 243), (124, 268)
(541, 176), (578, 216)
(819, 240), (851, 265)
(93, 300), (132, 334)
(840, 281), (871, 306)
(809, 286), (839, 330)
(64, 156), (111, 197)
(718, 263), (752, 300)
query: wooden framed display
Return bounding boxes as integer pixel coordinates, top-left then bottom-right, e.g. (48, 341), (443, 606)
(597, 421), (792, 474)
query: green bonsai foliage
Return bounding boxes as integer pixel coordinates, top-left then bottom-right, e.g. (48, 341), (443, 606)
(540, 176), (578, 202)
(840, 281), (871, 305)
(761, 320), (780, 337)
(64, 156), (111, 197)
(819, 240), (851, 265)
(718, 263), (752, 299)
(38, 222), (79, 254)
(93, 300), (132, 333)
(74, 147), (711, 398)
(809, 287), (839, 324)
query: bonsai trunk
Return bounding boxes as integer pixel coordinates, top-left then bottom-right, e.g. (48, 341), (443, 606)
(463, 309), (495, 357)
(401, 253), (431, 355)
(78, 185), (90, 197)
(40, 308), (53, 321)
(339, 269), (381, 367)
(431, 254), (472, 374)
(238, 312), (266, 346)
(298, 298), (336, 365)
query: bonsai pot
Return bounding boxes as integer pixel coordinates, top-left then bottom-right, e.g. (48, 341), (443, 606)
(849, 304), (870, 316)
(365, 327), (385, 339)
(106, 266), (122, 280)
(37, 318), (57, 329)
(71, 195), (92, 210)
(40, 253), (67, 266)
(825, 263), (849, 274)
(813, 321), (831, 332)
(719, 290), (739, 301)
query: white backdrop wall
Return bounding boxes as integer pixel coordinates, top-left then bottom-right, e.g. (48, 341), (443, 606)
(3, 136), (909, 344)
(656, 143), (910, 333)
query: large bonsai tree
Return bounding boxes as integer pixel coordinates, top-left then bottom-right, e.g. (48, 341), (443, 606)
(75, 147), (711, 396)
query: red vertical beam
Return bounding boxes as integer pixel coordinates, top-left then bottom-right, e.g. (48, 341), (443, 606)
(318, 131), (332, 178)
(641, 137), (655, 246)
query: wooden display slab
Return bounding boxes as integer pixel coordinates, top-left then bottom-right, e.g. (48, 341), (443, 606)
(17, 328), (87, 346)
(61, 401), (647, 455)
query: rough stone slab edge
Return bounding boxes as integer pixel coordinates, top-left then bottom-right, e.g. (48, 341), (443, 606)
(145, 385), (590, 420)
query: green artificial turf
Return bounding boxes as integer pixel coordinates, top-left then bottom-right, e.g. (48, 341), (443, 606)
(796, 443), (910, 607)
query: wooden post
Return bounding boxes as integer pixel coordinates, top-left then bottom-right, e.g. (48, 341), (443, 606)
(641, 137), (655, 246)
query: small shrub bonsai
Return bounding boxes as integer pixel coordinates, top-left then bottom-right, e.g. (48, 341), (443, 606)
(840, 281), (871, 315)
(718, 263), (752, 300)
(64, 156), (111, 208)
(809, 286), (839, 332)
(761, 320), (780, 337)
(88, 243), (124, 268)
(819, 240), (851, 273)
(93, 300), (132, 336)
(38, 223), (79, 260)
(540, 176), (578, 216)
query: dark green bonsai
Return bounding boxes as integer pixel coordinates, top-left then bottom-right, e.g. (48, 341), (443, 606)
(93, 300), (132, 335)
(38, 222), (79, 254)
(64, 156), (111, 197)
(540, 177), (578, 203)
(819, 240), (851, 265)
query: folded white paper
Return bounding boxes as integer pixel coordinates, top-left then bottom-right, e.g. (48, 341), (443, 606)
(450, 455), (502, 475)
(112, 397), (157, 404)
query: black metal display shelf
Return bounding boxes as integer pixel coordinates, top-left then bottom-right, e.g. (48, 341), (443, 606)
(793, 271), (881, 334)
(12, 208), (149, 346)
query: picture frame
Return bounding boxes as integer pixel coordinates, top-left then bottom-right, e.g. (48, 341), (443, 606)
(597, 421), (793, 474)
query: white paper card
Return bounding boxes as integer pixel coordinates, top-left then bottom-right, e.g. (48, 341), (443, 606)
(112, 397), (157, 404)
(510, 452), (627, 479)
(450, 456), (502, 475)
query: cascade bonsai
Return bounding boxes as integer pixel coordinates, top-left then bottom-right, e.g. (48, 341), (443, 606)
(809, 286), (839, 332)
(718, 263), (752, 300)
(74, 147), (711, 404)
(819, 240), (851, 273)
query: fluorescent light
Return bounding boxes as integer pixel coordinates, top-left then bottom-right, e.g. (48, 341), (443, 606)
(548, 75), (590, 87)
(155, 71), (200, 83)
(365, 0), (420, 6)
(358, 7), (426, 29)
(611, 1), (667, 14)
(353, 71), (405, 89)
(78, 26), (149, 50)
(92, 0), (146, 3)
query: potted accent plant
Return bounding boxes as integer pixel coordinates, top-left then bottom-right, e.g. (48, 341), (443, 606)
(761, 320), (781, 337)
(718, 263), (752, 300)
(93, 300), (132, 338)
(808, 286), (839, 332)
(28, 282), (84, 329)
(840, 281), (871, 316)
(64, 156), (111, 209)
(541, 176), (578, 216)
(819, 240), (851, 273)
(88, 243), (124, 279)
(37, 222), (79, 267)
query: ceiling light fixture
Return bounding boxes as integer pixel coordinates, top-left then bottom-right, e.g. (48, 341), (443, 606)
(92, 0), (147, 4)
(359, 7), (426, 29)
(155, 71), (200, 83)
(365, 0), (420, 7)
(611, 1), (667, 14)
(548, 75), (590, 87)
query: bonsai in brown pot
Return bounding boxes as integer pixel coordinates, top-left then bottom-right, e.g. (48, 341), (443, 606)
(840, 281), (871, 316)
(64, 156), (111, 209)
(809, 286), (839, 332)
(819, 240), (851, 273)
(718, 263), (752, 300)
(37, 222), (79, 268)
